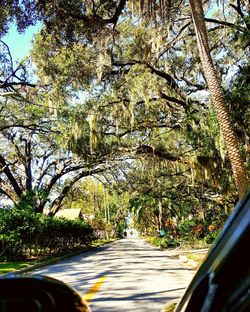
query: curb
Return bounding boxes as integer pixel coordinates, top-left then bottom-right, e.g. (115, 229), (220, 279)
(1, 240), (116, 277)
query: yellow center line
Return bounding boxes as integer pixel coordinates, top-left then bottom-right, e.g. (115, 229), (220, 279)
(84, 276), (107, 302)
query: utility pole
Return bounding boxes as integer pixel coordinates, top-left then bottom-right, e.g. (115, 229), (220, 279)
(103, 186), (107, 221)
(103, 186), (110, 223)
(107, 189), (110, 223)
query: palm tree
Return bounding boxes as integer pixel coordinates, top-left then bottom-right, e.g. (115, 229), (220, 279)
(188, 0), (249, 198)
(138, 0), (249, 198)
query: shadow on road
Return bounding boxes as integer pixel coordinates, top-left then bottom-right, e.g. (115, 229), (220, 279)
(34, 238), (195, 312)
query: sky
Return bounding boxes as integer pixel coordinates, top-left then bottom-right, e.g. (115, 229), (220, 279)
(2, 24), (41, 63)
(2, 2), (218, 63)
(1, 0), (219, 65)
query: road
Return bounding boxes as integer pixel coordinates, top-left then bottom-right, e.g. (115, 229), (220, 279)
(33, 238), (195, 312)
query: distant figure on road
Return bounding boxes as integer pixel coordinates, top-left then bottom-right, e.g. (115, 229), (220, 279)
(124, 231), (127, 237)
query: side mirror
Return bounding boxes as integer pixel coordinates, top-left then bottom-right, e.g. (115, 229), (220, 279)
(0, 274), (91, 312)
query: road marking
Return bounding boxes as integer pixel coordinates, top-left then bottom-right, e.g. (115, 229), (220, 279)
(84, 276), (107, 302)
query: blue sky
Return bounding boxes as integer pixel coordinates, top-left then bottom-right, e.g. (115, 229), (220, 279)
(2, 24), (41, 63)
(2, 3), (217, 64)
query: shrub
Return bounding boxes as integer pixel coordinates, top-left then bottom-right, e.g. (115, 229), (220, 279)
(0, 207), (94, 261)
(147, 236), (180, 249)
(177, 219), (197, 240)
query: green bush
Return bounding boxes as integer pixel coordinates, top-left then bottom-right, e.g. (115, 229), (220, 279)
(0, 207), (94, 261)
(0, 233), (25, 261)
(0, 208), (38, 261)
(177, 220), (197, 240)
(154, 237), (168, 248)
(147, 236), (180, 249)
(204, 233), (216, 244)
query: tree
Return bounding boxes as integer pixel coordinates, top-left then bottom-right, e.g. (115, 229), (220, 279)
(1, 0), (249, 211)
(62, 177), (130, 234)
(61, 178), (105, 213)
(0, 97), (114, 214)
(188, 0), (249, 199)
(0, 126), (111, 213)
(29, 1), (242, 190)
(125, 0), (249, 198)
(0, 40), (38, 97)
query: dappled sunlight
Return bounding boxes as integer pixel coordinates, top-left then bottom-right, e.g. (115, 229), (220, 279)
(34, 238), (195, 311)
(1, 1), (248, 311)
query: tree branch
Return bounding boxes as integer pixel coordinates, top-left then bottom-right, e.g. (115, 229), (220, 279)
(0, 80), (37, 90)
(229, 2), (244, 19)
(48, 167), (109, 216)
(107, 0), (127, 26)
(112, 59), (194, 110)
(160, 92), (188, 109)
(0, 184), (17, 203)
(57, 0), (127, 27)
(205, 18), (245, 31)
(0, 40), (13, 71)
(0, 155), (23, 197)
(136, 144), (179, 161)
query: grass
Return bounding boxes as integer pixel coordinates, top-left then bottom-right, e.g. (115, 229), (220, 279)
(90, 238), (116, 247)
(145, 235), (210, 251)
(176, 239), (210, 250)
(0, 238), (116, 275)
(164, 302), (177, 312)
(0, 261), (34, 275)
(187, 253), (206, 263)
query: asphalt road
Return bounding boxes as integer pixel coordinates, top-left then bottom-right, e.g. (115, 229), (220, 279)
(33, 238), (195, 312)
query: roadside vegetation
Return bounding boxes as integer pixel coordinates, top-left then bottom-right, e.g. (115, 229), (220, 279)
(0, 203), (122, 263)
(144, 215), (224, 250)
(0, 238), (115, 275)
(186, 253), (206, 264)
(135, 194), (229, 250)
(0, 207), (93, 262)
(0, 261), (31, 275)
(0, 1), (249, 269)
(163, 302), (177, 312)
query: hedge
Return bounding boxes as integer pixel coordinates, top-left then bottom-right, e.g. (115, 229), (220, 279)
(0, 208), (94, 261)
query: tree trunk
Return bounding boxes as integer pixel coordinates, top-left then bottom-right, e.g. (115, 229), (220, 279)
(0, 155), (23, 197)
(25, 140), (33, 191)
(189, 0), (249, 199)
(48, 184), (72, 216)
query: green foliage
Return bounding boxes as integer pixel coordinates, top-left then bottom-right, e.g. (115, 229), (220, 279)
(149, 237), (168, 249)
(0, 261), (31, 275)
(225, 64), (250, 152)
(204, 231), (218, 245)
(116, 220), (128, 238)
(61, 178), (130, 237)
(0, 207), (94, 261)
(164, 303), (177, 312)
(147, 236), (180, 249)
(176, 217), (223, 245)
(130, 194), (156, 223)
(144, 195), (228, 248)
(32, 33), (96, 90)
(177, 219), (197, 240)
(15, 189), (47, 212)
(0, 0), (37, 37)
(1, 0), (249, 250)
